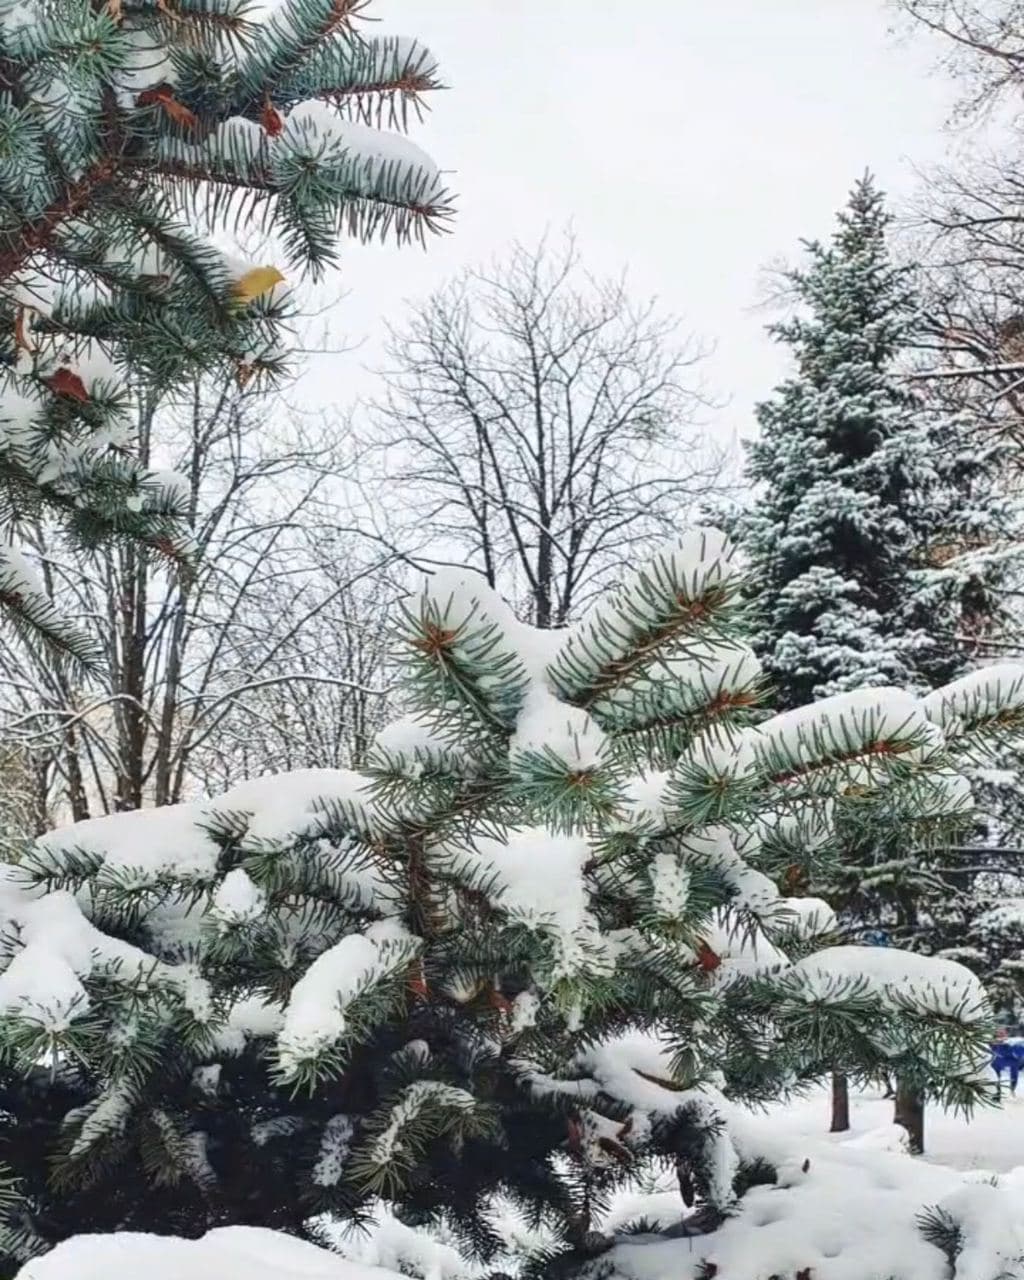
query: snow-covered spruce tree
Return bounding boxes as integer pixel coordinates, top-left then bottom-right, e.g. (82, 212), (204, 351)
(736, 173), (1009, 705)
(733, 174), (1017, 1138)
(0, 529), (1019, 1277)
(0, 0), (447, 664)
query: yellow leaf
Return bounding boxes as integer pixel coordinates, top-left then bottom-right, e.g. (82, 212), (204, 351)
(106, 0), (123, 19)
(231, 266), (286, 306)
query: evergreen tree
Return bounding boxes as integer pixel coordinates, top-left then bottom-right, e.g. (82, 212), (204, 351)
(734, 175), (1017, 1139)
(0, 0), (448, 664)
(0, 528), (1018, 1275)
(737, 174), (1007, 707)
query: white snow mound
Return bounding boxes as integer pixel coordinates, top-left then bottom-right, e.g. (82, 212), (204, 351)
(14, 1226), (403, 1280)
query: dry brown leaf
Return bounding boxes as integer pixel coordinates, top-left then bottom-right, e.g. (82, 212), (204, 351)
(261, 99), (284, 138)
(46, 367), (89, 403)
(137, 84), (198, 130)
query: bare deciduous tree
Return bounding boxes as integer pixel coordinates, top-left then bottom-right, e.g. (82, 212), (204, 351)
(891, 1), (1024, 118)
(363, 233), (725, 627)
(0, 379), (395, 821)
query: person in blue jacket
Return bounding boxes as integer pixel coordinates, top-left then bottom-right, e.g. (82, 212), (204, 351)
(992, 1028), (1024, 1098)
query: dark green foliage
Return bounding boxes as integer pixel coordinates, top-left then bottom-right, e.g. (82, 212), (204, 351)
(0, 533), (1014, 1275)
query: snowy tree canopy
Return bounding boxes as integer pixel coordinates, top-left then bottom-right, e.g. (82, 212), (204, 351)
(0, 528), (1019, 1275)
(735, 175), (1016, 708)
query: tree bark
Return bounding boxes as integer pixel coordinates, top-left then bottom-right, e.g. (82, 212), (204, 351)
(894, 1079), (925, 1155)
(830, 1071), (850, 1132)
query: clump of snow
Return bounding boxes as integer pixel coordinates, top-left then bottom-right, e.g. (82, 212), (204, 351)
(0, 543), (44, 599)
(669, 724), (759, 802)
(211, 768), (378, 849)
(35, 802), (219, 888)
(210, 868), (266, 930)
(923, 662), (1024, 738)
(277, 921), (419, 1076)
(212, 995), (285, 1056)
(649, 852), (691, 919)
(313, 1114), (355, 1187)
(0, 887), (203, 1033)
(324, 1201), (472, 1280)
(371, 714), (469, 780)
(510, 684), (608, 770)
(684, 823), (780, 918)
(511, 989), (541, 1032)
(777, 896), (838, 938)
(462, 828), (607, 982)
(612, 771), (672, 831)
(14, 1226), (404, 1279)
(788, 946), (988, 1023)
(192, 1065), (221, 1097)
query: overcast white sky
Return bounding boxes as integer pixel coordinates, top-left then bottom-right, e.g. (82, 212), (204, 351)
(298, 0), (964, 447)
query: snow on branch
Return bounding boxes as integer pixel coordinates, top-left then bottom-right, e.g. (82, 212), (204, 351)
(754, 687), (934, 790)
(398, 569), (530, 736)
(276, 920), (419, 1085)
(548, 528), (743, 709)
(0, 543), (100, 670)
(922, 662), (1024, 743)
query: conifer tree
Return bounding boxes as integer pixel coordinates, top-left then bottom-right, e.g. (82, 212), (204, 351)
(0, 0), (448, 664)
(0, 528), (1018, 1276)
(733, 175), (1016, 1140)
(737, 174), (1009, 705)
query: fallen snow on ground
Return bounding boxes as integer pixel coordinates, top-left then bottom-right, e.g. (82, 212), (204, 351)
(759, 1082), (1024, 1173)
(15, 1226), (402, 1279)
(601, 1085), (1024, 1280)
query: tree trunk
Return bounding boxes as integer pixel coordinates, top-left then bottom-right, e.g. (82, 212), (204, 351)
(894, 1079), (925, 1155)
(830, 1072), (850, 1132)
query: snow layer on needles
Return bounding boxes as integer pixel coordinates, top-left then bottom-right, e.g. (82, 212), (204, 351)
(372, 714), (469, 776)
(35, 802), (218, 886)
(790, 946), (987, 1022)
(755, 686), (928, 773)
(277, 921), (418, 1075)
(550, 529), (739, 698)
(922, 662), (1024, 736)
(282, 102), (442, 191)
(212, 768), (377, 848)
(14, 1226), (403, 1280)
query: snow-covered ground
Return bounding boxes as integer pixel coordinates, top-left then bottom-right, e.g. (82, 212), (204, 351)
(760, 1083), (1024, 1173)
